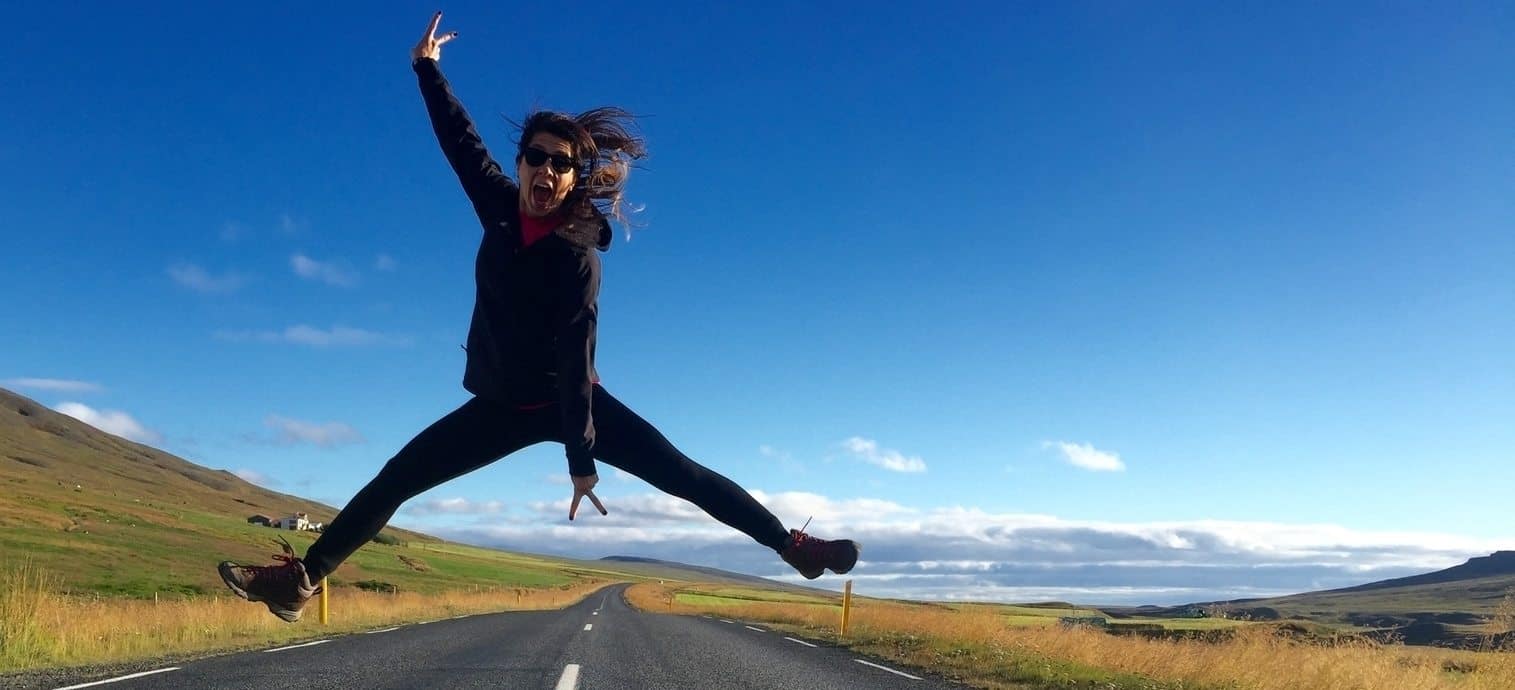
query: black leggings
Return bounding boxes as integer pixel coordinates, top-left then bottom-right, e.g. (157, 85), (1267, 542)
(301, 385), (789, 581)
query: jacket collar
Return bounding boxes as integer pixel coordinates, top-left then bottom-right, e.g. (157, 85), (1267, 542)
(514, 197), (611, 252)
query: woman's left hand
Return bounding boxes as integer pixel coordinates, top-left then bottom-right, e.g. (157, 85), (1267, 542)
(569, 473), (608, 520)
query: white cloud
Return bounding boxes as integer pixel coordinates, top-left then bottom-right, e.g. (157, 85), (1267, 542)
(840, 437), (927, 473)
(749, 490), (918, 525)
(3, 378), (104, 394)
(405, 497), (507, 516)
(167, 263), (244, 293)
(535, 493), (707, 524)
(264, 415), (364, 448)
(517, 490), (914, 529)
(758, 445), (787, 459)
(291, 253), (358, 287)
(1044, 441), (1125, 472)
(215, 325), (410, 347)
(233, 468), (277, 487)
(280, 325), (400, 347)
(411, 492), (1510, 606)
(375, 254), (397, 271)
(53, 402), (163, 445)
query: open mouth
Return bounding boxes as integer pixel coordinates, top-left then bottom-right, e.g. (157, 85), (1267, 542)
(530, 180), (553, 208)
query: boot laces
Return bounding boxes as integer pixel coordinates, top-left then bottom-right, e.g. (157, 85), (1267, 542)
(239, 553), (299, 584)
(238, 537), (302, 585)
(791, 516), (823, 549)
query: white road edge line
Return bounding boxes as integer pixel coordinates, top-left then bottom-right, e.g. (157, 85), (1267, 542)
(51, 667), (180, 690)
(365, 627), (400, 634)
(784, 636), (818, 648)
(583, 623), (593, 631)
(744, 625), (765, 632)
(263, 642), (328, 655)
(555, 663), (581, 690)
(264, 640), (330, 653)
(855, 659), (922, 680)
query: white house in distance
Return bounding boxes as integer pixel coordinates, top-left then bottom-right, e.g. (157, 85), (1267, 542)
(273, 512), (324, 531)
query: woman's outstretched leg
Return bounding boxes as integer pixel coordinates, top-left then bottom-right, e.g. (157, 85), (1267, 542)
(588, 385), (859, 579)
(303, 398), (549, 580)
(218, 398), (551, 621)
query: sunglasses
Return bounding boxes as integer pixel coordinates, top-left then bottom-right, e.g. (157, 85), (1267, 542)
(521, 147), (578, 174)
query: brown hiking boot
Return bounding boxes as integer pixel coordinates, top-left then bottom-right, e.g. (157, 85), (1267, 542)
(779, 520), (860, 580)
(218, 536), (321, 622)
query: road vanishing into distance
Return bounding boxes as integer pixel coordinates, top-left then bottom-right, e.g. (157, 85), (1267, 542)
(25, 584), (967, 689)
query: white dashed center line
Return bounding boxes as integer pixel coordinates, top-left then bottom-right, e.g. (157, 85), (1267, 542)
(583, 623), (593, 631)
(719, 619), (734, 624)
(555, 663), (581, 690)
(855, 659), (922, 680)
(744, 625), (765, 632)
(784, 636), (818, 648)
(263, 640), (329, 653)
(51, 667), (180, 689)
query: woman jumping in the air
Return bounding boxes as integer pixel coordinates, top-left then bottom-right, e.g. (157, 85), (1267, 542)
(217, 12), (859, 622)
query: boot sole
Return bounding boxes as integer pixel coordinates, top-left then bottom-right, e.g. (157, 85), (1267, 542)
(217, 561), (305, 623)
(268, 604), (303, 623)
(217, 561), (253, 600)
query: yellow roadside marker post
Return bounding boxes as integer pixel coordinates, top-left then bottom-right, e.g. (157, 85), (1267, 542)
(319, 577), (329, 625)
(840, 579), (853, 637)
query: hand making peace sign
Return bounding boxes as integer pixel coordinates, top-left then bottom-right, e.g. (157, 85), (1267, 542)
(569, 473), (609, 521)
(412, 11), (458, 62)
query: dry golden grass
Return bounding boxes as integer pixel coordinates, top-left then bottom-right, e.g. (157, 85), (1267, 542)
(0, 561), (608, 673)
(626, 582), (1515, 690)
(1488, 591), (1515, 635)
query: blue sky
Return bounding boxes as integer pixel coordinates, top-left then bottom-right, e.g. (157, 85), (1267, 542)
(3, 2), (1511, 604)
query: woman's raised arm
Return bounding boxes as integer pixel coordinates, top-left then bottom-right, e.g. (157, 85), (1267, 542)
(412, 12), (516, 227)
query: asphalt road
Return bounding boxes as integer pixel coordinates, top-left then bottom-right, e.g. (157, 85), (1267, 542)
(31, 584), (968, 689)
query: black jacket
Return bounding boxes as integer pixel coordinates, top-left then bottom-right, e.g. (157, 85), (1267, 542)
(414, 57), (608, 477)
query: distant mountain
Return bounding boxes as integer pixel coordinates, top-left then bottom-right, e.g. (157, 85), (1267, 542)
(1229, 553), (1513, 618)
(1100, 552), (1515, 648)
(1328, 551), (1515, 594)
